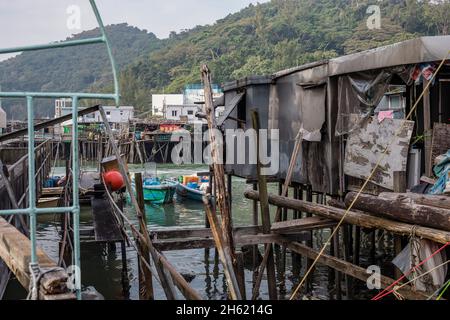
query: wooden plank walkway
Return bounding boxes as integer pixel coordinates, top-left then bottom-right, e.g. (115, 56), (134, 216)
(91, 197), (123, 243)
(0, 217), (74, 299)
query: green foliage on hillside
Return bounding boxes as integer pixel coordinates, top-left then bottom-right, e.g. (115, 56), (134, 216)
(122, 0), (448, 112)
(1, 0), (448, 118)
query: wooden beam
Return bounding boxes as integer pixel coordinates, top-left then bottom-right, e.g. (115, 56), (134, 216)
(153, 234), (287, 252)
(0, 105), (100, 143)
(277, 237), (429, 300)
(151, 225), (262, 240)
(244, 190), (450, 244)
(271, 216), (337, 234)
(345, 191), (450, 231)
(379, 192), (450, 211)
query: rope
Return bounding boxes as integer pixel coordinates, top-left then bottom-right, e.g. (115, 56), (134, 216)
(381, 259), (450, 300)
(101, 175), (162, 286)
(436, 279), (450, 300)
(27, 263), (65, 300)
(372, 241), (450, 300)
(427, 279), (450, 300)
(290, 50), (450, 300)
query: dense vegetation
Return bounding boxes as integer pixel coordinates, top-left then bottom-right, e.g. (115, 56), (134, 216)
(1, 0), (449, 118)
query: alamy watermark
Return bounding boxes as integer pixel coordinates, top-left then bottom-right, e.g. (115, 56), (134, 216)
(170, 124), (280, 176)
(366, 265), (382, 290)
(366, 1), (382, 30)
(66, 5), (81, 30)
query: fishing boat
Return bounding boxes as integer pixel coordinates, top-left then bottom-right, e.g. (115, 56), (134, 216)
(176, 176), (209, 202)
(142, 177), (178, 205)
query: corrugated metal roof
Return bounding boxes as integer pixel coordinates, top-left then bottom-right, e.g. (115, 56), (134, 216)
(328, 35), (450, 76)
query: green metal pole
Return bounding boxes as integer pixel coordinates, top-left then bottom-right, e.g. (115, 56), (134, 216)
(27, 96), (37, 263)
(89, 0), (120, 105)
(72, 96), (81, 300)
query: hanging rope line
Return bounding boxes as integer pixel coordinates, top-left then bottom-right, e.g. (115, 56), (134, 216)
(290, 50), (450, 300)
(427, 279), (450, 300)
(436, 279), (450, 300)
(379, 259), (450, 300)
(372, 241), (450, 300)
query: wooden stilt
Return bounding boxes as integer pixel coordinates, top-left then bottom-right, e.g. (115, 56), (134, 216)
(250, 110), (277, 301)
(333, 228), (342, 300)
(394, 171), (407, 279)
(135, 173), (154, 300)
(252, 183), (258, 269)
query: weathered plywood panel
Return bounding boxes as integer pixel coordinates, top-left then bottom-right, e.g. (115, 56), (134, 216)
(344, 117), (414, 190)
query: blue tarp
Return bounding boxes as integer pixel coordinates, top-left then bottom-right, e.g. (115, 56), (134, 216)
(429, 150), (450, 195)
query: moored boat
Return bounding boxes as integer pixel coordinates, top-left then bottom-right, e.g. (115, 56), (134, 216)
(142, 177), (178, 205)
(176, 176), (209, 202)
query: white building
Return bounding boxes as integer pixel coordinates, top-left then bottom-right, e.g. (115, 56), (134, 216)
(165, 104), (199, 122)
(85, 106), (135, 123)
(55, 99), (134, 124)
(151, 94), (184, 117)
(184, 84), (222, 104)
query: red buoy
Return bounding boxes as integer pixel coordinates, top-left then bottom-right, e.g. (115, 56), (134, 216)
(103, 170), (124, 191)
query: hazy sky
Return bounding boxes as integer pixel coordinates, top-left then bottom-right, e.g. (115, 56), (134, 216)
(0, 0), (269, 61)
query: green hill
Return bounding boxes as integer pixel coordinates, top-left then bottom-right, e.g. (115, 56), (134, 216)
(1, 0), (448, 118)
(0, 23), (162, 118)
(121, 0), (448, 112)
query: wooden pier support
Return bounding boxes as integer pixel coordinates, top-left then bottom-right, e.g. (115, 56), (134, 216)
(277, 237), (428, 300)
(244, 190), (450, 244)
(135, 172), (154, 300)
(250, 110), (277, 300)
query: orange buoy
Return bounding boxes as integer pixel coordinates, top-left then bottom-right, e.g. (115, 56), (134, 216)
(103, 170), (124, 191)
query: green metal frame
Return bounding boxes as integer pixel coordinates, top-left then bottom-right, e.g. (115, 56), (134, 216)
(0, 0), (119, 300)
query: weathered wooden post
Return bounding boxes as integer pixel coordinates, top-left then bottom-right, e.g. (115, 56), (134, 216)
(393, 171), (407, 279)
(251, 110), (278, 300)
(201, 65), (242, 299)
(135, 172), (154, 300)
(201, 65), (235, 255)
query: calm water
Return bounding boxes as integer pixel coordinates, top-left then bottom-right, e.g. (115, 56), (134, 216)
(4, 164), (395, 300)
